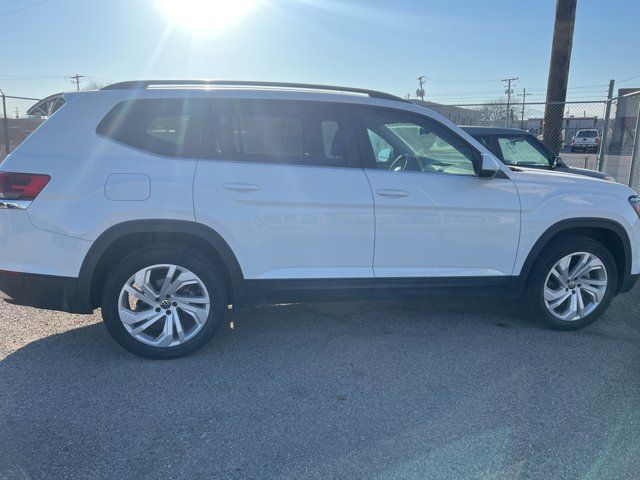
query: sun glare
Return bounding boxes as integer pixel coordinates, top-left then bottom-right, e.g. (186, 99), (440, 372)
(158, 0), (259, 36)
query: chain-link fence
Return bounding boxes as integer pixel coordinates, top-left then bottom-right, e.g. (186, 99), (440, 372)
(0, 95), (44, 162)
(603, 90), (640, 190)
(417, 90), (640, 189)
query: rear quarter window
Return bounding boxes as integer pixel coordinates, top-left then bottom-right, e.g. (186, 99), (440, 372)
(96, 99), (205, 157)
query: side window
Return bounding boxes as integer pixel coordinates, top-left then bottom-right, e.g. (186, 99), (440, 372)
(497, 136), (550, 167)
(357, 108), (477, 176)
(96, 99), (204, 157)
(368, 130), (394, 166)
(474, 135), (495, 155)
(206, 100), (352, 167)
(146, 115), (189, 145)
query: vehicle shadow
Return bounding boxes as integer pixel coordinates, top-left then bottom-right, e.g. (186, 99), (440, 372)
(1, 293), (639, 479)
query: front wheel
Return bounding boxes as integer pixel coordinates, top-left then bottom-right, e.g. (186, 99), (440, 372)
(101, 246), (227, 359)
(525, 236), (617, 330)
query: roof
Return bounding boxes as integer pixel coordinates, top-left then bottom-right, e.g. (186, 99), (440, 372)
(461, 126), (531, 135)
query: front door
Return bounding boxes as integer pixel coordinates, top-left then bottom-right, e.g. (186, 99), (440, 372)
(352, 106), (521, 282)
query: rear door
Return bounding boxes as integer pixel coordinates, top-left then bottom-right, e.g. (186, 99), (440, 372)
(193, 98), (375, 286)
(352, 106), (521, 282)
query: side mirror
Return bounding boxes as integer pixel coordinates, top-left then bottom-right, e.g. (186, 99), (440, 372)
(552, 156), (564, 168)
(479, 153), (500, 178)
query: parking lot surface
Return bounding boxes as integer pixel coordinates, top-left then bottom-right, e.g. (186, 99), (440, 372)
(1, 288), (639, 480)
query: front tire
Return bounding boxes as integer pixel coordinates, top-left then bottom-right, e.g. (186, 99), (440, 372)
(101, 246), (227, 359)
(525, 235), (617, 330)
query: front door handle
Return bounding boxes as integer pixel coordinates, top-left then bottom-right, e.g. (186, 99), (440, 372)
(376, 188), (409, 198)
(223, 183), (261, 193)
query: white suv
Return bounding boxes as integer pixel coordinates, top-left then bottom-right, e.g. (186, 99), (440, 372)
(1, 80), (639, 358)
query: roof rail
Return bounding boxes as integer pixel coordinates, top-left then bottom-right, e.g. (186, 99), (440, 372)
(101, 80), (408, 102)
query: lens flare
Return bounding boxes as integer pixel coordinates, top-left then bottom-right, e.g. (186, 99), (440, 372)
(158, 0), (259, 36)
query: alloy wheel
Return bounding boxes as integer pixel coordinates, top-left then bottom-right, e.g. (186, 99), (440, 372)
(118, 264), (211, 347)
(543, 252), (608, 321)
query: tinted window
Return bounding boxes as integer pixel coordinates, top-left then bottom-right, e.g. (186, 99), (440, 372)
(97, 99), (204, 157)
(473, 135), (494, 153)
(206, 100), (352, 167)
(576, 130), (598, 137)
(357, 108), (477, 176)
(497, 136), (550, 167)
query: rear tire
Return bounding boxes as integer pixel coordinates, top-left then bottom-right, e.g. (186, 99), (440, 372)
(525, 235), (617, 330)
(101, 245), (227, 359)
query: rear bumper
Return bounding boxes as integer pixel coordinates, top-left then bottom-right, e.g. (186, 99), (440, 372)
(0, 271), (87, 313)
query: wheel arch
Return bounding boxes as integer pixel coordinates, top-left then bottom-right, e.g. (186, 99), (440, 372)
(515, 218), (631, 295)
(76, 220), (246, 312)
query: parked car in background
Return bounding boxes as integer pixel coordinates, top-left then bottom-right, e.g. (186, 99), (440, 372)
(462, 126), (613, 181)
(0, 81), (638, 359)
(570, 129), (600, 152)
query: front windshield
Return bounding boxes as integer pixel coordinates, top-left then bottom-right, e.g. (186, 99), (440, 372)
(497, 136), (551, 167)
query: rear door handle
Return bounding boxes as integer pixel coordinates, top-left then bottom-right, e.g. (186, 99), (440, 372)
(376, 188), (409, 198)
(223, 183), (261, 193)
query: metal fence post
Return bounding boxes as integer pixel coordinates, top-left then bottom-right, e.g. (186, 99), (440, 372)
(597, 79), (615, 172)
(627, 97), (640, 189)
(1, 92), (10, 156)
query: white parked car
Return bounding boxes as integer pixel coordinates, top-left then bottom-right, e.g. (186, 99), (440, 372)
(1, 81), (639, 358)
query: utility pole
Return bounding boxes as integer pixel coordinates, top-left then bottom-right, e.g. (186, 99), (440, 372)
(70, 74), (84, 91)
(597, 79), (615, 171)
(1, 89), (9, 156)
(502, 77), (518, 127)
(521, 88), (527, 129)
(416, 76), (426, 101)
(542, 0), (577, 155)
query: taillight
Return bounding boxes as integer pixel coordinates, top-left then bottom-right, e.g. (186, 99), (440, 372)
(571, 137), (575, 145)
(595, 137), (600, 144)
(0, 172), (50, 201)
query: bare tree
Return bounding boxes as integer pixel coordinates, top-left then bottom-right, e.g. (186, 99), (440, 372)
(82, 80), (109, 91)
(479, 98), (508, 123)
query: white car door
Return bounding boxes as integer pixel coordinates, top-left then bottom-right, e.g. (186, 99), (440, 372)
(194, 98), (375, 289)
(352, 106), (521, 284)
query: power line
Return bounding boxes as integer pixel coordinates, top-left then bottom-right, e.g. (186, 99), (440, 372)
(618, 74), (640, 84)
(422, 77), (502, 83)
(0, 0), (51, 16)
(0, 0), (26, 8)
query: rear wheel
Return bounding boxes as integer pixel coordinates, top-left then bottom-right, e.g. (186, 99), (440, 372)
(101, 246), (227, 359)
(525, 236), (617, 330)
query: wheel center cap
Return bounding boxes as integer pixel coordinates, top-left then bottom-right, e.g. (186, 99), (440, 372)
(160, 299), (172, 309)
(568, 281), (577, 289)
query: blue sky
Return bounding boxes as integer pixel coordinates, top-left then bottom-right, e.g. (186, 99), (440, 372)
(1, 0), (639, 101)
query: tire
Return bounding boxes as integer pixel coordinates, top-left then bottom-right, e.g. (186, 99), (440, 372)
(101, 245), (227, 359)
(525, 235), (617, 330)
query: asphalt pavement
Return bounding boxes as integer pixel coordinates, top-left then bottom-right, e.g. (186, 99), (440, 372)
(1, 287), (639, 479)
